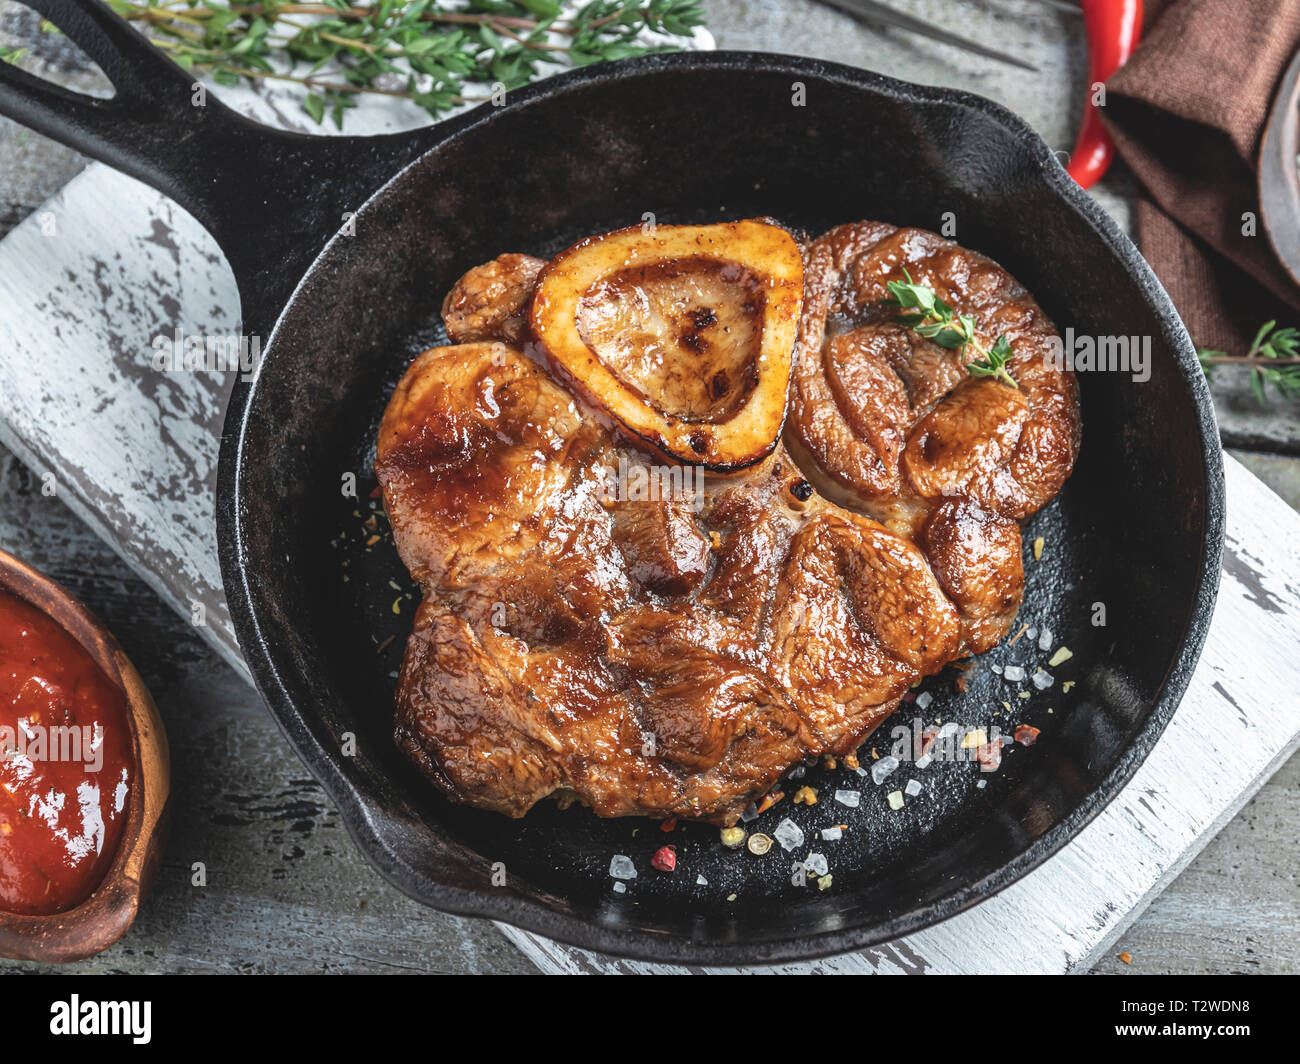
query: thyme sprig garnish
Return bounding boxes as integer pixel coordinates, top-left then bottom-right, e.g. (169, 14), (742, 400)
(4, 1), (705, 128)
(886, 270), (1018, 389)
(1198, 320), (1300, 406)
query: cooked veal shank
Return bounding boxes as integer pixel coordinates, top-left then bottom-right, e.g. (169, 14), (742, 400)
(375, 221), (1080, 825)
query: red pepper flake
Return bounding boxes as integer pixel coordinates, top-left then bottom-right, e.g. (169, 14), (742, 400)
(755, 790), (785, 814)
(651, 846), (676, 872)
(954, 674), (968, 693)
(369, 485), (382, 498)
(659, 817), (677, 833)
(1118, 952), (1132, 965)
(1007, 623), (1030, 647)
(977, 738), (1003, 773)
(1014, 725), (1040, 747)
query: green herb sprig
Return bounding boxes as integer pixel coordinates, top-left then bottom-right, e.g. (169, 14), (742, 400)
(886, 269), (1018, 389)
(3, 1), (705, 129)
(1198, 320), (1300, 406)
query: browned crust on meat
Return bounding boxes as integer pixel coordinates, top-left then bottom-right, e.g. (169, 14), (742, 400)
(376, 221), (1079, 824)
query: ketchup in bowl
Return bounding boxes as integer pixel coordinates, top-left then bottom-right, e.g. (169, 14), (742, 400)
(0, 590), (133, 915)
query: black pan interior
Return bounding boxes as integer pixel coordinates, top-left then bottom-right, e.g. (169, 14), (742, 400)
(222, 54), (1222, 964)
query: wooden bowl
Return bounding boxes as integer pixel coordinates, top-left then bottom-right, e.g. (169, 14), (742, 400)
(0, 548), (170, 962)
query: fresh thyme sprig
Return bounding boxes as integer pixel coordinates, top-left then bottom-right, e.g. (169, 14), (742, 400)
(886, 269), (1018, 389)
(1198, 320), (1300, 406)
(3, 1), (705, 128)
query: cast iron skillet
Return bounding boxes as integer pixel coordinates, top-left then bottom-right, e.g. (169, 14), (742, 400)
(0, 0), (1225, 965)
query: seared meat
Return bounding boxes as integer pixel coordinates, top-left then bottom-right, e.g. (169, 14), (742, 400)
(920, 500), (1024, 654)
(767, 507), (960, 743)
(442, 253), (547, 345)
(378, 344), (960, 824)
(377, 342), (627, 647)
(609, 472), (710, 596)
(787, 223), (1080, 651)
(377, 220), (1079, 824)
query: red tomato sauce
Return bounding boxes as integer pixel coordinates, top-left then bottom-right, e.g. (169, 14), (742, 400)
(0, 590), (132, 915)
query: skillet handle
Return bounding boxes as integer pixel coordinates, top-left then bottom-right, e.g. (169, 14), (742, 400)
(0, 0), (200, 140)
(0, 0), (442, 333)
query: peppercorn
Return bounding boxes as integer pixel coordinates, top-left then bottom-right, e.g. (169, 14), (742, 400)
(789, 478), (814, 501)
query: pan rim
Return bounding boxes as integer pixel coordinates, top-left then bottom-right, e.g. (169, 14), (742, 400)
(217, 50), (1226, 966)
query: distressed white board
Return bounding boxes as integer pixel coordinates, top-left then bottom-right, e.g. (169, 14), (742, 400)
(0, 23), (1298, 975)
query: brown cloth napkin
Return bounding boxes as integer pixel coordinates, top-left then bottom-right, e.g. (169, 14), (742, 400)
(1103, 0), (1300, 353)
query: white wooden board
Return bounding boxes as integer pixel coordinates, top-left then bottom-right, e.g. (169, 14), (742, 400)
(0, 18), (1297, 973)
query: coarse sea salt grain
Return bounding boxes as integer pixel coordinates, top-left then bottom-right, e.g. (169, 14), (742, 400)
(1032, 668), (1054, 690)
(871, 755), (899, 785)
(609, 855), (637, 880)
(821, 826), (843, 841)
(835, 789), (861, 808)
(905, 779), (923, 797)
(887, 790), (904, 810)
(696, 875), (708, 886)
(1038, 625), (1053, 652)
(774, 817), (805, 852)
(976, 779), (987, 789)
(804, 852), (829, 877)
(915, 753), (933, 770)
(1003, 665), (1026, 682)
(739, 803), (759, 823)
(915, 691), (932, 711)
(613, 881), (627, 893)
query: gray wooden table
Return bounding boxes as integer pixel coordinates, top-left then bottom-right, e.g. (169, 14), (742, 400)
(0, 0), (1295, 974)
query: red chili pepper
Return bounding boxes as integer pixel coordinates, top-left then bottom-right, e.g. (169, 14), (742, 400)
(1067, 0), (1144, 190)
(651, 845), (676, 872)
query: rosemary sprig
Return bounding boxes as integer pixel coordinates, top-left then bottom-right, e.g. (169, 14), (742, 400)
(1198, 320), (1300, 406)
(3, 1), (705, 128)
(886, 270), (1018, 389)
